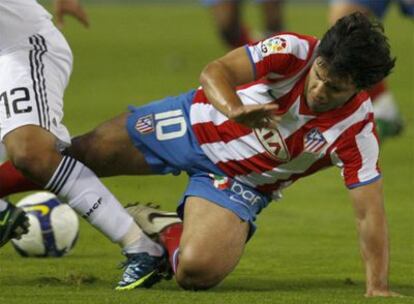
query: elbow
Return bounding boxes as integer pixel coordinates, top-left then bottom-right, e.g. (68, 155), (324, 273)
(199, 65), (209, 87)
(199, 61), (219, 87)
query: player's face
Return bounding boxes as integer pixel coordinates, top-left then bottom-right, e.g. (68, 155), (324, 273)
(305, 57), (359, 113)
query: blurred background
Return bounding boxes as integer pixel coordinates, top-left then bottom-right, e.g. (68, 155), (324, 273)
(1, 1), (413, 303)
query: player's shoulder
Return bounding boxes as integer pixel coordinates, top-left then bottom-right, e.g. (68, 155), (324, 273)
(256, 32), (319, 60)
(336, 92), (377, 143)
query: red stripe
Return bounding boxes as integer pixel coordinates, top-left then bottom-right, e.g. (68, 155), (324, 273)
(271, 74), (308, 111)
(255, 53), (306, 80)
(192, 120), (252, 145)
(216, 152), (282, 177)
(256, 155), (332, 194)
(366, 80), (387, 101)
(193, 89), (209, 104)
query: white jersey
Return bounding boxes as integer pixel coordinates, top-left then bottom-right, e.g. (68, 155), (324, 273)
(0, 0), (71, 146)
(0, 0), (53, 52)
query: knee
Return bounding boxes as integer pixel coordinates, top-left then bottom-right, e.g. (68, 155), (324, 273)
(175, 246), (225, 291)
(8, 140), (51, 173)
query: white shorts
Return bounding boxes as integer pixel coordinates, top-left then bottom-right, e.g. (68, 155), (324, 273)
(0, 26), (72, 147)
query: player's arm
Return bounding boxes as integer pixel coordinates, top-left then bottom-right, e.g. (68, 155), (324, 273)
(53, 0), (89, 29)
(348, 179), (400, 297)
(199, 47), (279, 129)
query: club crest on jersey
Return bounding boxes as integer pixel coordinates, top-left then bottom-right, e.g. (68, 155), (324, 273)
(254, 128), (290, 161)
(261, 37), (287, 54)
(304, 128), (327, 153)
(135, 114), (154, 134)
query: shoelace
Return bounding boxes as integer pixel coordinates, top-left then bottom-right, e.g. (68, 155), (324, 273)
(118, 253), (155, 269)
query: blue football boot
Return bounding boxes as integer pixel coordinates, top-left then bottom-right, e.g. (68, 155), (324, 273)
(116, 252), (168, 290)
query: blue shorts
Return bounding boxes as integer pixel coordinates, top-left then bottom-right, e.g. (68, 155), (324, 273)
(330, 0), (414, 18)
(202, 0), (275, 6)
(126, 90), (271, 237)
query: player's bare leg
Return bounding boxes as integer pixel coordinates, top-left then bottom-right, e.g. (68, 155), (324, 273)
(175, 196), (249, 290)
(210, 1), (252, 48)
(1, 126), (62, 247)
(261, 0), (284, 37)
(3, 125), (164, 289)
(68, 112), (152, 177)
(328, 2), (371, 25)
(4, 126), (65, 185)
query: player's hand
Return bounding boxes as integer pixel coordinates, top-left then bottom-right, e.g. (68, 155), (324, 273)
(227, 103), (280, 129)
(54, 0), (89, 29)
(365, 289), (403, 297)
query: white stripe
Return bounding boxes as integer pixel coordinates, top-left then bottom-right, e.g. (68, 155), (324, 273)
(305, 141), (319, 151)
(236, 151), (322, 187)
(200, 133), (265, 164)
(190, 103), (228, 125)
(321, 99), (373, 152)
(277, 97), (315, 139)
(237, 83), (276, 105)
(311, 141), (325, 151)
(355, 122), (380, 182)
(238, 55), (315, 103)
(154, 109), (182, 120)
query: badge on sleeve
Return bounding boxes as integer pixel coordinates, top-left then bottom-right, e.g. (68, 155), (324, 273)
(261, 37), (287, 54)
(135, 114), (154, 134)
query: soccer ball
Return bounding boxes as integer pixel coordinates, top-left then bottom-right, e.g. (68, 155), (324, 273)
(11, 192), (79, 257)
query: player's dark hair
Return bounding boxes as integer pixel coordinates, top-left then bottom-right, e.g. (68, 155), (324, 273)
(318, 12), (395, 89)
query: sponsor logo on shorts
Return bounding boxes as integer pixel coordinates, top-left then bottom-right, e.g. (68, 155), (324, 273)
(230, 181), (263, 206)
(209, 173), (230, 190)
(135, 114), (154, 134)
(209, 174), (264, 207)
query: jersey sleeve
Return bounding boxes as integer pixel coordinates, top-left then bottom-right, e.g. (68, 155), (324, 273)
(331, 119), (381, 189)
(245, 33), (318, 80)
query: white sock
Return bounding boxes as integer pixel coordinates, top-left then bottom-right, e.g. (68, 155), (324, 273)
(122, 222), (164, 257)
(373, 92), (400, 121)
(45, 156), (134, 243)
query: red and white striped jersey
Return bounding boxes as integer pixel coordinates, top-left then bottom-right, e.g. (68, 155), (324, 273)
(190, 33), (380, 200)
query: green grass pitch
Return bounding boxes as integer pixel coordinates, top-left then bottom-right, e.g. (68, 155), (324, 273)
(0, 3), (413, 304)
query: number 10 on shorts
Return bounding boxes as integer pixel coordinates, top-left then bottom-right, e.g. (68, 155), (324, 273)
(155, 109), (187, 141)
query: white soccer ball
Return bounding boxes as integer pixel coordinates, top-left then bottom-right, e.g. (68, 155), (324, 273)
(11, 192), (79, 257)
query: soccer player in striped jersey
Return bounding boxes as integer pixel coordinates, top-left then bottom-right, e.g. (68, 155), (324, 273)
(0, 12), (400, 296)
(0, 0), (167, 290)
